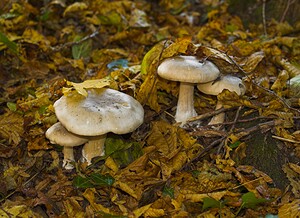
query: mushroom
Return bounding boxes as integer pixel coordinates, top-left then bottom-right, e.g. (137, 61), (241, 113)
(197, 75), (246, 128)
(157, 55), (220, 124)
(47, 88), (144, 169)
(46, 122), (89, 169)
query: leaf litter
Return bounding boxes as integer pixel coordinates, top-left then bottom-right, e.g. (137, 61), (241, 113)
(0, 0), (300, 217)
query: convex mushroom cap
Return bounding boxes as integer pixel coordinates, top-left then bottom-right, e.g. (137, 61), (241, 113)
(46, 122), (89, 169)
(157, 55), (220, 124)
(46, 122), (88, 147)
(54, 88), (144, 136)
(197, 75), (246, 128)
(197, 75), (246, 96)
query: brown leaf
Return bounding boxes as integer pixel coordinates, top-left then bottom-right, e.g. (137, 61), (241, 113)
(0, 111), (24, 145)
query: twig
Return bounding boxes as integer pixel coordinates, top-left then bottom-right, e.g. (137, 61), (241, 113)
(262, 0), (267, 36)
(186, 107), (229, 123)
(272, 135), (300, 144)
(50, 28), (100, 52)
(217, 106), (242, 154)
(229, 106), (242, 133)
(280, 0), (296, 23)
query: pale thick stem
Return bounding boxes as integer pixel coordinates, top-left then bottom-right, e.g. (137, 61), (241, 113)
(175, 82), (197, 124)
(82, 134), (107, 165)
(208, 101), (225, 128)
(63, 147), (75, 170)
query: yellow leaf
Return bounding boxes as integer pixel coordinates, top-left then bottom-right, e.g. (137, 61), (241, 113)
(63, 2), (88, 17)
(144, 208), (165, 217)
(161, 37), (193, 59)
(0, 205), (40, 218)
(63, 197), (85, 218)
(278, 199), (300, 218)
(63, 78), (111, 96)
(83, 188), (112, 214)
(113, 180), (138, 199)
(238, 51), (265, 73)
(105, 156), (119, 173)
(0, 111), (24, 145)
(185, 190), (229, 202)
(271, 70), (289, 94)
(133, 204), (152, 217)
(282, 164), (300, 198)
(147, 121), (182, 159)
(22, 28), (50, 51)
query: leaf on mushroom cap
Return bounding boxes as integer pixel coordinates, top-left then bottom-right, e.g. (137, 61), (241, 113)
(62, 78), (111, 97)
(46, 122), (88, 147)
(54, 88), (144, 136)
(197, 75), (246, 96)
(157, 56), (220, 83)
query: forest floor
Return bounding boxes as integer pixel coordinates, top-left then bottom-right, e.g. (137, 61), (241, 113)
(0, 0), (300, 217)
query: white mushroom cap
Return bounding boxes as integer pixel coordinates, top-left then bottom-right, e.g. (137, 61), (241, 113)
(54, 88), (144, 136)
(157, 55), (220, 124)
(157, 55), (220, 83)
(197, 75), (246, 96)
(197, 75), (246, 129)
(46, 122), (88, 147)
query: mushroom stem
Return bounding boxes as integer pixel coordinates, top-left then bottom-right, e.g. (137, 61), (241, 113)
(63, 147), (75, 170)
(82, 134), (107, 165)
(208, 101), (225, 129)
(175, 82), (197, 124)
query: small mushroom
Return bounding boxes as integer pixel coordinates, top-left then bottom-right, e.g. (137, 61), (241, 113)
(197, 75), (246, 128)
(157, 55), (220, 124)
(47, 88), (144, 169)
(45, 122), (88, 169)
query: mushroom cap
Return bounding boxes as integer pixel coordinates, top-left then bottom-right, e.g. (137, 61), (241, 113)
(197, 75), (246, 96)
(46, 122), (88, 147)
(54, 88), (144, 136)
(157, 55), (220, 83)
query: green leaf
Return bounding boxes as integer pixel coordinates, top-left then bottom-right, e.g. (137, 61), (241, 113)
(107, 138), (143, 167)
(229, 141), (241, 149)
(162, 186), (174, 198)
(105, 136), (132, 156)
(140, 41), (165, 75)
(202, 197), (222, 210)
(73, 176), (94, 189)
(191, 170), (200, 178)
(241, 192), (268, 209)
(0, 32), (18, 54)
(7, 102), (17, 112)
(72, 36), (92, 59)
(89, 173), (115, 187)
(98, 11), (122, 26)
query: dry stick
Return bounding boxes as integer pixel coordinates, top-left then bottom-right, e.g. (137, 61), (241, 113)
(189, 116), (274, 136)
(50, 28), (100, 52)
(280, 0), (297, 23)
(187, 107), (229, 123)
(216, 106), (242, 154)
(262, 0), (267, 36)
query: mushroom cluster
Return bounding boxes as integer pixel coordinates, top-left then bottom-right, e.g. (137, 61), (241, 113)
(157, 55), (246, 126)
(157, 55), (220, 124)
(46, 88), (144, 169)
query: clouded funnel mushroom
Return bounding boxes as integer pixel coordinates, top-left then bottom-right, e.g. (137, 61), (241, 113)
(46, 122), (89, 169)
(157, 55), (220, 124)
(197, 75), (246, 128)
(47, 88), (144, 169)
